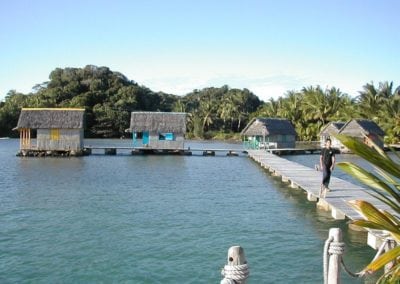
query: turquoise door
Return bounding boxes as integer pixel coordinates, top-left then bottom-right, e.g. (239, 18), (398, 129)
(143, 131), (149, 145)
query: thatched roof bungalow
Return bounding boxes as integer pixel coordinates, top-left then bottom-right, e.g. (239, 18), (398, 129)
(14, 108), (85, 153)
(241, 117), (296, 149)
(319, 121), (346, 149)
(339, 119), (385, 151)
(127, 111), (187, 150)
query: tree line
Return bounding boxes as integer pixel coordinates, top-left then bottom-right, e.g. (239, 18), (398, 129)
(0, 65), (399, 143)
(253, 83), (400, 143)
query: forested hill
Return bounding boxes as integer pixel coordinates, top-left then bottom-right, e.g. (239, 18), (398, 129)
(0, 65), (261, 138)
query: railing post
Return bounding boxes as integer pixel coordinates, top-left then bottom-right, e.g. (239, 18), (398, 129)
(221, 246), (249, 284)
(326, 228), (343, 284)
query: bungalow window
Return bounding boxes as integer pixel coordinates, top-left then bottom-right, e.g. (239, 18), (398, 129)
(159, 133), (174, 141)
(135, 132), (143, 139)
(50, 129), (60, 141)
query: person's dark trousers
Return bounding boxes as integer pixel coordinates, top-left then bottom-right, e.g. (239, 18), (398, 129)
(322, 166), (331, 188)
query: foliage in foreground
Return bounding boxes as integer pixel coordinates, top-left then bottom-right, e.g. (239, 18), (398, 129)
(336, 135), (400, 283)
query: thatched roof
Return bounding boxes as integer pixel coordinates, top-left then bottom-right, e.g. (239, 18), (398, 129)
(15, 108), (85, 129)
(241, 117), (297, 136)
(319, 121), (346, 135)
(339, 119), (385, 136)
(128, 112), (187, 134)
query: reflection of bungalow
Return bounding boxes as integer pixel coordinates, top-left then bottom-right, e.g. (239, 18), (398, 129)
(241, 117), (296, 149)
(127, 112), (186, 150)
(14, 108), (85, 155)
(339, 119), (385, 151)
(319, 121), (345, 149)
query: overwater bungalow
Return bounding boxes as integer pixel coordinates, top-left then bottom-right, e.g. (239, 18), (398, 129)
(319, 121), (346, 149)
(241, 117), (297, 149)
(338, 119), (385, 152)
(127, 111), (187, 151)
(14, 108), (85, 156)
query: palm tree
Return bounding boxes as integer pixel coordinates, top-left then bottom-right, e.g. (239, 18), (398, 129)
(218, 94), (238, 130)
(336, 135), (400, 283)
(172, 99), (186, 113)
(253, 97), (281, 118)
(199, 98), (216, 132)
(228, 89), (245, 131)
(301, 86), (330, 125)
(328, 93), (355, 122)
(278, 90), (302, 122)
(356, 82), (393, 120)
(379, 94), (400, 143)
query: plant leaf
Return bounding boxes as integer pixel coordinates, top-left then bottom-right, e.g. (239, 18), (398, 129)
(338, 162), (400, 205)
(363, 245), (400, 273)
(335, 135), (400, 177)
(348, 200), (399, 233)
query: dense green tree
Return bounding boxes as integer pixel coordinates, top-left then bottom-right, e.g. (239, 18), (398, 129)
(0, 90), (30, 137)
(0, 65), (180, 137)
(218, 93), (238, 130)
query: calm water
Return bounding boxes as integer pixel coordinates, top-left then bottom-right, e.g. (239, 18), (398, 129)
(0, 139), (378, 283)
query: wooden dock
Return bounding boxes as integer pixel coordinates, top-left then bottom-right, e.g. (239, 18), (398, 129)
(83, 146), (243, 156)
(247, 149), (392, 249)
(267, 147), (322, 155)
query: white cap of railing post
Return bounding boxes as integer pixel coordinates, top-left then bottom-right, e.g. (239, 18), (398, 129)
(221, 246), (249, 284)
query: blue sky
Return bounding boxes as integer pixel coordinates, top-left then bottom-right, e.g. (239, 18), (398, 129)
(1, 0), (399, 102)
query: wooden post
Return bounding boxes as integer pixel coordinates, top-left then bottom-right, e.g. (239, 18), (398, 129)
(19, 129), (22, 149)
(105, 148), (117, 155)
(28, 128), (30, 148)
(385, 238), (396, 273)
(307, 192), (318, 201)
(327, 228), (342, 284)
(221, 246), (249, 284)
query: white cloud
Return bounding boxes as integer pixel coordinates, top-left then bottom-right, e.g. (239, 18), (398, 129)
(137, 73), (312, 102)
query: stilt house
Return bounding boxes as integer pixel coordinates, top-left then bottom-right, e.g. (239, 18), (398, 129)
(14, 108), (85, 152)
(241, 117), (297, 149)
(128, 112), (187, 150)
(319, 121), (346, 149)
(338, 119), (385, 151)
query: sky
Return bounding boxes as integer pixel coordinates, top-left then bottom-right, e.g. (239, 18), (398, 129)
(0, 0), (399, 102)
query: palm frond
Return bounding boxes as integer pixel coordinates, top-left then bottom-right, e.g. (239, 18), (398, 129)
(336, 135), (400, 177)
(333, 135), (400, 281)
(375, 167), (398, 186)
(338, 162), (400, 205)
(363, 246), (400, 274)
(347, 201), (399, 233)
(364, 191), (400, 214)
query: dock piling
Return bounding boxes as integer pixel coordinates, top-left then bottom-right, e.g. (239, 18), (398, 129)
(105, 148), (117, 155)
(324, 228), (344, 284)
(221, 246), (249, 284)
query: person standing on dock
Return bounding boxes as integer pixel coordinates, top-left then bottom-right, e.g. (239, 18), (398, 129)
(319, 138), (335, 197)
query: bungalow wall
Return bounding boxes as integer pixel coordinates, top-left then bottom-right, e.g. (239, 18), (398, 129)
(268, 134), (296, 148)
(340, 121), (384, 149)
(37, 129), (84, 151)
(133, 132), (184, 150)
(246, 134), (295, 149)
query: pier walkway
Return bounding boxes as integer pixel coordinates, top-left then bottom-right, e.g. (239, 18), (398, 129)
(247, 149), (393, 249)
(84, 145), (243, 156)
